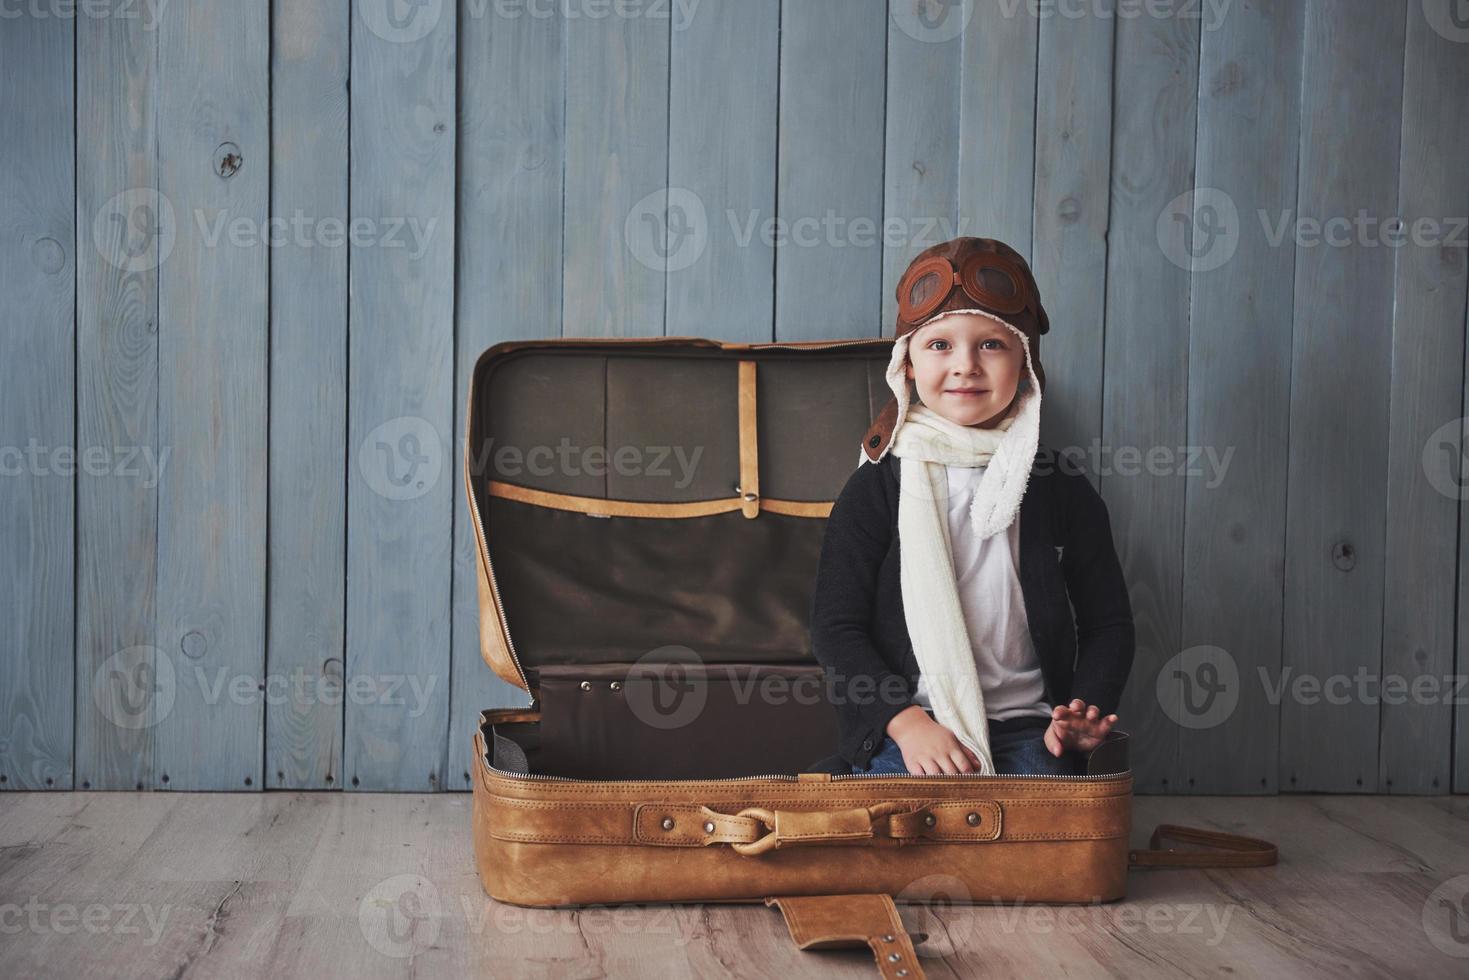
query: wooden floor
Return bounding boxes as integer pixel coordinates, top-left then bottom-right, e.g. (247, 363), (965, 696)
(1, 792), (1466, 978)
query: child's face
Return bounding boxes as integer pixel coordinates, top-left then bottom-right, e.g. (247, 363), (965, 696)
(903, 313), (1027, 430)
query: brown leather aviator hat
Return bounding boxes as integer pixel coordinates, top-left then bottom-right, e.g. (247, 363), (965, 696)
(860, 237), (1050, 463)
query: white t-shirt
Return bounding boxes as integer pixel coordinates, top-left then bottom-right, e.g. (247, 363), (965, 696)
(911, 463), (1054, 722)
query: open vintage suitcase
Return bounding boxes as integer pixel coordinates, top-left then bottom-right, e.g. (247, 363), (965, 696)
(465, 336), (1278, 977)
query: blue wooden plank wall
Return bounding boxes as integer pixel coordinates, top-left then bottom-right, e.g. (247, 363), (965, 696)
(2, 0), (1467, 794)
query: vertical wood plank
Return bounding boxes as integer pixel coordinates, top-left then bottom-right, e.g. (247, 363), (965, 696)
(665, 0), (780, 340)
(880, 0), (964, 333)
(1383, 1), (1469, 794)
(562, 4), (670, 337)
(1282, 0), (1406, 792)
(449, 3), (565, 789)
(1031, 5), (1114, 463)
(0, 13), (75, 790)
(155, 0), (271, 790)
(1461, 298), (1469, 795)
(268, 0), (351, 789)
(775, 0), (887, 337)
(1101, 2), (1200, 795)
(957, 1), (1038, 256)
(1182, 0), (1304, 794)
(348, 0), (456, 790)
(75, 9), (160, 791)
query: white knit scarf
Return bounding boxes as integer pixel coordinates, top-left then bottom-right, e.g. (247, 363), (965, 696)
(859, 311), (1043, 774)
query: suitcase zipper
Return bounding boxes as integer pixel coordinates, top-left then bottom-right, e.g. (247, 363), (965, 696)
(465, 373), (534, 702)
(749, 339), (893, 351)
(831, 771), (1118, 781)
(483, 763), (800, 783)
(480, 756), (1125, 783)
(470, 500), (533, 703)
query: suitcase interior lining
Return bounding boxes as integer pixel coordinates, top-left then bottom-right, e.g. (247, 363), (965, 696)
(495, 662), (842, 779)
(479, 662), (1132, 782)
(468, 347), (890, 674)
(482, 713), (1132, 781)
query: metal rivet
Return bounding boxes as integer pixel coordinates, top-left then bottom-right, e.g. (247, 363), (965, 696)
(580, 681), (592, 691)
(966, 812), (981, 826)
(869, 435), (881, 448)
(881, 934), (895, 942)
(896, 970), (909, 977)
(703, 821), (715, 833)
(609, 681), (621, 691)
(923, 814), (936, 827)
(887, 952), (902, 962)
(661, 817), (675, 831)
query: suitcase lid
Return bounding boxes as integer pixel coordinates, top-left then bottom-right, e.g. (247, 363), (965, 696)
(464, 335), (894, 694)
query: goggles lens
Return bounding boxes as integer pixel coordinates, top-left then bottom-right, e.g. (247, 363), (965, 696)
(904, 269), (948, 319)
(959, 252), (1028, 315)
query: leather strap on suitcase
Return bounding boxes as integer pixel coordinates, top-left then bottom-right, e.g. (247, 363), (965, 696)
(765, 823), (1277, 978)
(765, 893), (925, 980)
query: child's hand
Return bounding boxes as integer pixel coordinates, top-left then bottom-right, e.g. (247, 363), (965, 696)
(886, 706), (986, 775)
(1043, 699), (1117, 757)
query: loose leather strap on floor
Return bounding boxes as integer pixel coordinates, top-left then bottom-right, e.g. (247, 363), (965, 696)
(1128, 823), (1278, 869)
(765, 894), (926, 980)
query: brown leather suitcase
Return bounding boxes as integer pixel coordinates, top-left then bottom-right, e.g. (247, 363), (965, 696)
(465, 336), (1277, 978)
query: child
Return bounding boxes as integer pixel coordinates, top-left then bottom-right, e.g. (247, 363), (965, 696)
(810, 237), (1134, 776)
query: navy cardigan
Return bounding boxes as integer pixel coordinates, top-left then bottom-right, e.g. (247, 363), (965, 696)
(808, 444), (1135, 771)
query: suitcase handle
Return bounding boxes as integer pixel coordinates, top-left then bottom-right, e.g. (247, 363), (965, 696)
(728, 800), (996, 856)
(1128, 823), (1278, 868)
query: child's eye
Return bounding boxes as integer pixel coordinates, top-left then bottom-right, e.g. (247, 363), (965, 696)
(928, 340), (950, 351)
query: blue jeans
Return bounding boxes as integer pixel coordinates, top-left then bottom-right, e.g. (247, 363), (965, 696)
(852, 714), (1083, 776)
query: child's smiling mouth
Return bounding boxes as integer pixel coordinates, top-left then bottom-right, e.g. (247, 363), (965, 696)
(946, 388), (989, 396)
